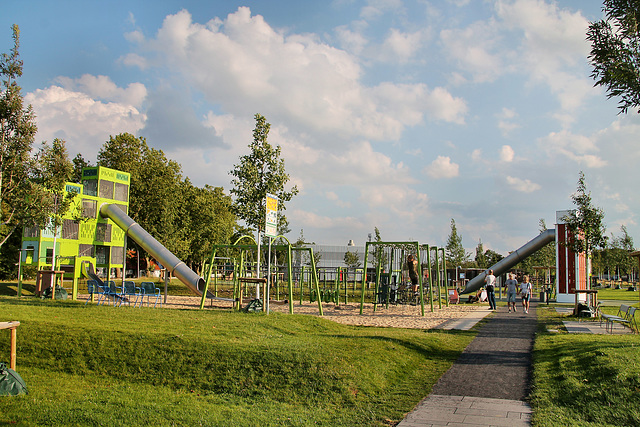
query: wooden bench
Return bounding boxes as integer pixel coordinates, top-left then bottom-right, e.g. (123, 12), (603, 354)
(600, 304), (637, 333)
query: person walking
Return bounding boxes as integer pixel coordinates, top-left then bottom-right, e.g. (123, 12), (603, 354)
(505, 273), (518, 312)
(520, 275), (533, 314)
(484, 269), (496, 310)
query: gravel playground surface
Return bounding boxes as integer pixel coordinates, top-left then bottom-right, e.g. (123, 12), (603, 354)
(157, 295), (485, 329)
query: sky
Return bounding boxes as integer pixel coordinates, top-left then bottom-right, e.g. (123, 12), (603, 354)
(4, 0), (639, 256)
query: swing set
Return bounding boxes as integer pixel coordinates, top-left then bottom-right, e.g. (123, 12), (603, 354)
(360, 241), (449, 316)
(201, 235), (323, 315)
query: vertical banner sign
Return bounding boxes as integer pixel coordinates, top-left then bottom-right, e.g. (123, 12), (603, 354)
(265, 194), (278, 238)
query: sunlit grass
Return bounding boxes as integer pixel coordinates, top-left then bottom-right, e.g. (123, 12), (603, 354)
(0, 296), (475, 426)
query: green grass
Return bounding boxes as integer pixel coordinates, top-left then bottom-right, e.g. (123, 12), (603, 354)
(531, 306), (640, 426)
(0, 295), (475, 426)
(593, 285), (640, 302)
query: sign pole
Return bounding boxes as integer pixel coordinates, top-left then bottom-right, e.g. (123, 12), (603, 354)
(264, 194), (279, 314)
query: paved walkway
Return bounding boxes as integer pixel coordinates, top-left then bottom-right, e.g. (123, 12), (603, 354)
(398, 302), (538, 426)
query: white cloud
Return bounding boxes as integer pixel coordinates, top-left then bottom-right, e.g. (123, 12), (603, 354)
(377, 28), (424, 63)
(538, 130), (607, 168)
(55, 74), (147, 107)
(440, 20), (507, 83)
(326, 191), (352, 208)
(500, 145), (515, 162)
(25, 85), (146, 157)
(424, 156), (459, 178)
(496, 107), (519, 136)
(505, 176), (540, 193)
(360, 0), (404, 20)
(290, 209), (362, 230)
(125, 8), (467, 143)
(495, 0), (596, 119)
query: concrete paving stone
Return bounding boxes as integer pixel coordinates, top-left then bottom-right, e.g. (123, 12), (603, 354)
(462, 414), (530, 426)
(468, 401), (532, 413)
(453, 407), (509, 417)
(405, 411), (466, 423)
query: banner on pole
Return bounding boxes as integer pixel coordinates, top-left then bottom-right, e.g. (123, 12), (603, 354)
(265, 194), (278, 238)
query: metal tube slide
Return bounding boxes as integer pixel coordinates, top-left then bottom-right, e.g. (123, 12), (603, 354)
(100, 203), (205, 296)
(462, 229), (555, 294)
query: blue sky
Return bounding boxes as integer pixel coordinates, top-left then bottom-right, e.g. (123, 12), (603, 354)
(4, 0), (638, 255)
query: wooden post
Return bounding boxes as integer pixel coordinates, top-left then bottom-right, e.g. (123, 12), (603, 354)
(0, 321), (20, 370)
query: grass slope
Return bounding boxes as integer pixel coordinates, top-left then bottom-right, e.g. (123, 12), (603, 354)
(0, 296), (474, 426)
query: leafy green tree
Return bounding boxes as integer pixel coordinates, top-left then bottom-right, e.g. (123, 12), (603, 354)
(475, 239), (487, 269)
(562, 171), (607, 287)
(484, 249), (504, 267)
(0, 24), (45, 248)
(181, 181), (235, 273)
(71, 153), (92, 183)
(229, 114), (298, 240)
(98, 133), (187, 261)
(587, 0), (640, 114)
(344, 250), (361, 269)
(371, 226), (388, 270)
(446, 218), (471, 267)
(32, 139), (75, 270)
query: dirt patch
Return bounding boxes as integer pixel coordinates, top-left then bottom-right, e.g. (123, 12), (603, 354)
(148, 295), (486, 329)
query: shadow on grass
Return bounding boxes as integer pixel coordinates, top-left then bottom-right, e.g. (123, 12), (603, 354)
(0, 282), (35, 297)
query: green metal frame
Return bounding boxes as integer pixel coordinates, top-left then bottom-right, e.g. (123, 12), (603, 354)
(360, 241), (430, 316)
(201, 239), (323, 315)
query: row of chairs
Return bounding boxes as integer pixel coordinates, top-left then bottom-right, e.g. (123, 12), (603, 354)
(85, 280), (162, 308)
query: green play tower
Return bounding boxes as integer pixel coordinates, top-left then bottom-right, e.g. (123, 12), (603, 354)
(19, 166), (130, 299)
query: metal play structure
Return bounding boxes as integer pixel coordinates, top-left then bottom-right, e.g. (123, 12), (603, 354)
(359, 241), (449, 316)
(202, 237), (323, 315)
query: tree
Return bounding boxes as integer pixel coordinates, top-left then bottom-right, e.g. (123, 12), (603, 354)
(229, 114), (298, 240)
(587, 0), (640, 114)
(562, 171), (607, 287)
(32, 139), (75, 272)
(71, 153), (92, 183)
(181, 181), (235, 273)
(344, 250), (361, 269)
(475, 239), (487, 268)
(98, 133), (187, 261)
(446, 219), (471, 267)
(371, 226), (388, 270)
(484, 249), (504, 267)
(0, 24), (44, 248)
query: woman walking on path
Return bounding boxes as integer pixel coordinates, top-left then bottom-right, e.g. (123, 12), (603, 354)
(520, 276), (533, 314)
(505, 273), (518, 312)
(484, 269), (497, 310)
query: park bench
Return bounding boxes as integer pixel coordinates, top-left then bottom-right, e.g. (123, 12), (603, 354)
(600, 304), (637, 333)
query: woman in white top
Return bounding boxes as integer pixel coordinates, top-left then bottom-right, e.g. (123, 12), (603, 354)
(520, 275), (533, 314)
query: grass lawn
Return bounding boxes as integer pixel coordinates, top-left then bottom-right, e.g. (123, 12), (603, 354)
(0, 293), (476, 426)
(592, 285), (640, 303)
(531, 306), (640, 426)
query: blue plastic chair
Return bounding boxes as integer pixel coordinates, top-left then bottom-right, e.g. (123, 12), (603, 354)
(84, 280), (98, 305)
(140, 282), (162, 308)
(122, 281), (142, 307)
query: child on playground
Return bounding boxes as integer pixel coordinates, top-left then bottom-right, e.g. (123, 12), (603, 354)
(520, 276), (533, 314)
(406, 254), (419, 294)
